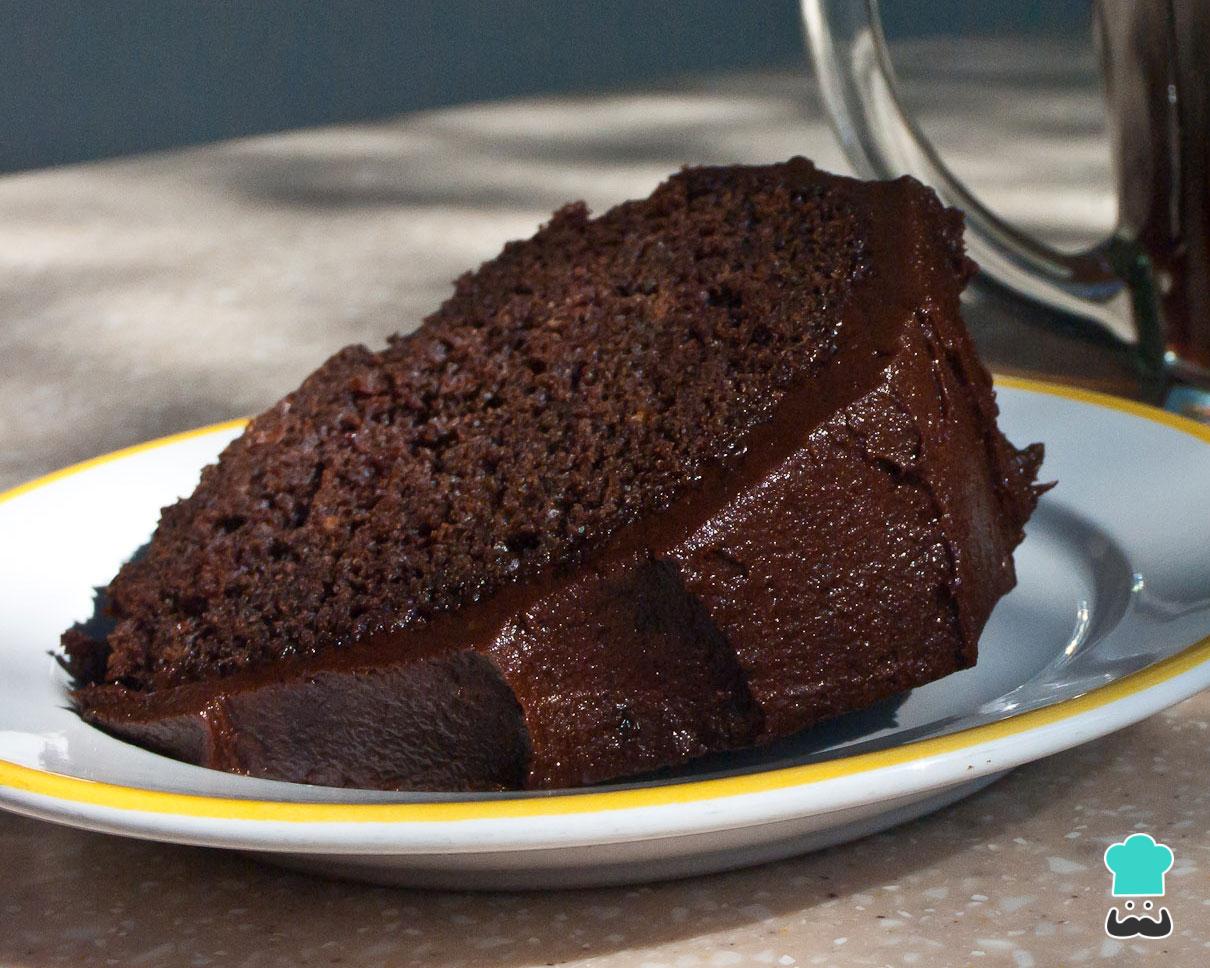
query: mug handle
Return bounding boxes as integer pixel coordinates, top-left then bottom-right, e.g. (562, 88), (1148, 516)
(801, 0), (1166, 388)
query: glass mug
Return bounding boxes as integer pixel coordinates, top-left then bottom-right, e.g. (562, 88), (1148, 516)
(803, 0), (1209, 414)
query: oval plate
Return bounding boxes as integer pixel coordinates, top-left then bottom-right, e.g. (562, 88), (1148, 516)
(1, 378), (1208, 889)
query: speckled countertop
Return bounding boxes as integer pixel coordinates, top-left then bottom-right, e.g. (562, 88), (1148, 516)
(5, 703), (1210, 967)
(2, 38), (1207, 968)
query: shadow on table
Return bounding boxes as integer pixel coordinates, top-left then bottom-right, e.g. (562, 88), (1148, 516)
(0, 724), (1129, 968)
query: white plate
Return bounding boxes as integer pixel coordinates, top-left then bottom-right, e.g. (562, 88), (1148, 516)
(1, 378), (1208, 889)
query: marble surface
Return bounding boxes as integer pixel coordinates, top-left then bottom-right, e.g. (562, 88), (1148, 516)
(2, 37), (1207, 967)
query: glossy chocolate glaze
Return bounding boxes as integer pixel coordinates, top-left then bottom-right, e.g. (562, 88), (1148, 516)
(75, 172), (1043, 791)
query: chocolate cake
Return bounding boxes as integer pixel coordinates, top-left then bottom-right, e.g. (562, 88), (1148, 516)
(64, 158), (1045, 791)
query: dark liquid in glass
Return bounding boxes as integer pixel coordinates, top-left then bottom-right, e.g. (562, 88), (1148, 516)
(1097, 0), (1210, 373)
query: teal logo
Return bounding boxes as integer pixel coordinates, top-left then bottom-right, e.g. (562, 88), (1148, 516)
(1103, 834), (1174, 940)
(1105, 833), (1173, 896)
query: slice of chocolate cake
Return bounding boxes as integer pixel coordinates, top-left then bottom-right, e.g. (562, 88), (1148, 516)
(64, 158), (1045, 791)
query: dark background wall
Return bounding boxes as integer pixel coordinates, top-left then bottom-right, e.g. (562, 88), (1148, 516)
(2, 0), (1091, 173)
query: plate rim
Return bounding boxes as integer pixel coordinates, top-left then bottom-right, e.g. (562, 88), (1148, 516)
(2, 376), (1208, 826)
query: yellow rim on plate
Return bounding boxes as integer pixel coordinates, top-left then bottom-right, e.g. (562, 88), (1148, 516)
(1, 377), (1208, 823)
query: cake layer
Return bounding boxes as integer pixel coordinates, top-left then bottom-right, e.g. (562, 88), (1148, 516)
(67, 158), (871, 696)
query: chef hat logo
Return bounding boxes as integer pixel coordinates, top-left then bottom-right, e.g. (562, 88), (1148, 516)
(1104, 834), (1174, 897)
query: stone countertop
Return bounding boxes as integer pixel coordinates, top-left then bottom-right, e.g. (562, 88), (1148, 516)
(2, 38), (1206, 968)
(4, 702), (1208, 967)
